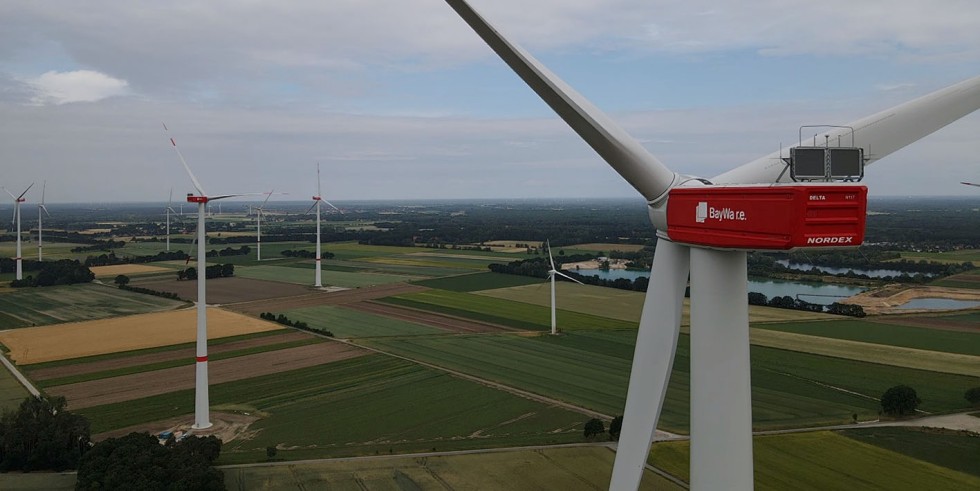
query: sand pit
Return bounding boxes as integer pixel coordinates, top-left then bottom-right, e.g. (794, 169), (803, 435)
(89, 264), (173, 277)
(842, 285), (980, 315)
(0, 307), (283, 364)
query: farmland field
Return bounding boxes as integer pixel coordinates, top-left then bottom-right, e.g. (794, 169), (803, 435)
(132, 276), (313, 303)
(648, 431), (980, 489)
(364, 330), (980, 432)
(382, 289), (637, 331)
(841, 426), (979, 477)
(88, 264), (172, 277)
(569, 242), (647, 252)
(0, 283), (186, 329)
(236, 264), (420, 287)
(281, 304), (447, 338)
(931, 271), (980, 289)
(0, 362), (29, 412)
(0, 307), (283, 364)
(476, 281), (835, 324)
(223, 446), (679, 490)
(900, 249), (980, 264)
(414, 271), (550, 292)
(79, 355), (593, 462)
(756, 317), (980, 356)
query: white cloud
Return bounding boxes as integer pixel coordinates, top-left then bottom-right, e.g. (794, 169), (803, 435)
(28, 70), (128, 105)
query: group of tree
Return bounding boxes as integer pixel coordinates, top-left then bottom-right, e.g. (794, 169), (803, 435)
(114, 275), (182, 300)
(0, 396), (91, 472)
(84, 250), (190, 267)
(177, 264), (234, 280)
(70, 240), (126, 253)
(747, 292), (866, 317)
(259, 312), (333, 336)
(281, 249), (334, 259)
(9, 260), (94, 287)
(205, 245), (251, 258)
(582, 415), (624, 441)
(76, 433), (224, 490)
(880, 385), (921, 417)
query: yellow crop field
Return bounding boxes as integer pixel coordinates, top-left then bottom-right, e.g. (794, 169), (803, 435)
(0, 308), (282, 364)
(89, 264), (173, 277)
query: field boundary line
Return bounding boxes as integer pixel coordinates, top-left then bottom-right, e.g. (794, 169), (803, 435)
(0, 353), (40, 397)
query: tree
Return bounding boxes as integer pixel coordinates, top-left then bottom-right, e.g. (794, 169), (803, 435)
(76, 433), (224, 490)
(880, 385), (921, 417)
(608, 415), (623, 441)
(266, 446), (278, 460)
(583, 418), (605, 439)
(0, 396), (91, 472)
(965, 387), (980, 407)
(114, 274), (130, 287)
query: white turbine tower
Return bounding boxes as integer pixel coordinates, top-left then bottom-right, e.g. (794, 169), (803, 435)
(164, 123), (251, 430)
(4, 183), (33, 280)
(37, 181), (50, 261)
(306, 162), (341, 288)
(165, 188), (179, 252)
(545, 240), (583, 335)
(444, 2), (980, 490)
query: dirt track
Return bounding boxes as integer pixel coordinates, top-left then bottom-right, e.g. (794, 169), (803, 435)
(346, 301), (516, 333)
(49, 342), (367, 409)
(227, 283), (429, 315)
(29, 331), (312, 381)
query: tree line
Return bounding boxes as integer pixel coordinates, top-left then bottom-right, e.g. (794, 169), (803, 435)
(177, 264), (235, 280)
(9, 260), (94, 288)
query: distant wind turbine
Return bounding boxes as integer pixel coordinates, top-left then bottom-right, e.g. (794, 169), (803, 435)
(546, 241), (583, 335)
(164, 123), (255, 430)
(37, 181), (50, 261)
(165, 188), (179, 252)
(255, 191), (275, 261)
(3, 183), (33, 280)
(306, 162), (341, 287)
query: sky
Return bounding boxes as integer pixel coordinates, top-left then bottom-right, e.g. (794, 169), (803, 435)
(0, 0), (979, 204)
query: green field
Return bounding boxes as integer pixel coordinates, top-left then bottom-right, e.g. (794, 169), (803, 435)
(78, 355), (592, 462)
(0, 363), (30, 412)
(900, 249), (980, 264)
(235, 264), (420, 287)
(364, 330), (980, 432)
(0, 472), (76, 491)
(316, 258), (474, 277)
(382, 289), (637, 331)
(755, 317), (980, 356)
(930, 269), (980, 289)
(0, 283), (186, 329)
(223, 446), (681, 491)
(282, 305), (446, 338)
(648, 431), (980, 489)
(841, 426), (979, 477)
(413, 271), (546, 292)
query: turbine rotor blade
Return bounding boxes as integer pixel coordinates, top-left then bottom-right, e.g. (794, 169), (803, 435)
(323, 199), (342, 213)
(547, 240), (555, 270)
(554, 270), (584, 285)
(445, 0), (677, 202)
(17, 183), (34, 200)
(2, 187), (15, 200)
(962, 181), (980, 187)
(316, 162), (322, 197)
(714, 75), (980, 185)
(40, 181), (46, 204)
(39, 204), (51, 217)
(163, 123), (207, 196)
(304, 201), (318, 215)
(261, 190), (274, 207)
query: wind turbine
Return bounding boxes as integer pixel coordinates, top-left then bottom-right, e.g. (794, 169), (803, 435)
(306, 162), (341, 287)
(164, 123), (252, 430)
(37, 181), (50, 261)
(545, 240), (583, 335)
(3, 183), (33, 280)
(165, 188), (179, 252)
(444, 2), (980, 489)
(255, 191), (273, 261)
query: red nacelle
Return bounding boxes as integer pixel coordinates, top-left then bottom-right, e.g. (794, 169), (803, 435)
(666, 184), (867, 251)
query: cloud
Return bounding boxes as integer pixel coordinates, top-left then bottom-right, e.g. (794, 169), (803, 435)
(28, 70), (129, 105)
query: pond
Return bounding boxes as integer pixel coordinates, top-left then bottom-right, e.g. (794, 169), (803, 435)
(895, 298), (980, 310)
(571, 268), (866, 304)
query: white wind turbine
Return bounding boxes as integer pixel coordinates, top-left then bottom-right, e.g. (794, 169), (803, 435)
(165, 188), (179, 252)
(164, 123), (254, 430)
(37, 181), (50, 261)
(306, 163), (341, 287)
(3, 183), (33, 280)
(545, 240), (583, 335)
(444, 1), (980, 490)
(255, 191), (274, 261)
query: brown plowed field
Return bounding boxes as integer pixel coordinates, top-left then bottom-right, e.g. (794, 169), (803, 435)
(132, 276), (313, 304)
(228, 283), (429, 315)
(48, 342), (367, 409)
(346, 301), (515, 333)
(29, 331), (314, 381)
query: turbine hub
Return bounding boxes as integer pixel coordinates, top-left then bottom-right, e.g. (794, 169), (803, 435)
(187, 195), (209, 203)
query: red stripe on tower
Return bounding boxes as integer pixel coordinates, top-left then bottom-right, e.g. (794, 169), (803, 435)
(196, 356), (207, 363)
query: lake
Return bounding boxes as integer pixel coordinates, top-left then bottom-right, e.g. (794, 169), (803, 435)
(774, 260), (932, 278)
(896, 298), (980, 310)
(571, 268), (866, 304)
